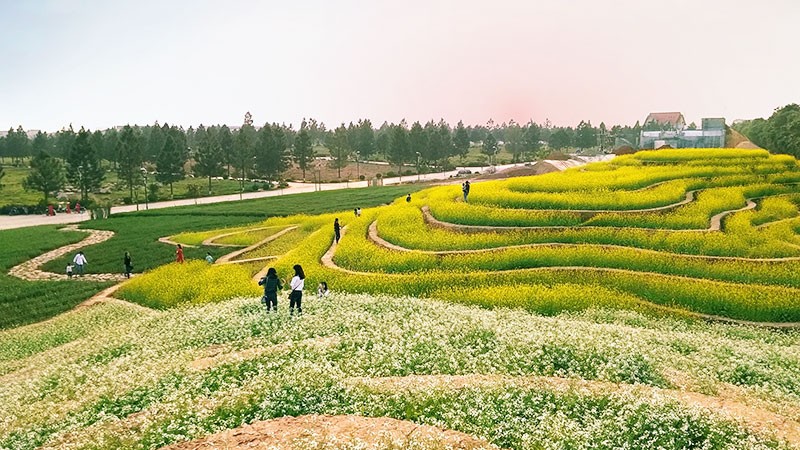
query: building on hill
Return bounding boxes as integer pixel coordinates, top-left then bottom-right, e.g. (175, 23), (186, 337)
(640, 113), (726, 149)
(644, 112), (686, 131)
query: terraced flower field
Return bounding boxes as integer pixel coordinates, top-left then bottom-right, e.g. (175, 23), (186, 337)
(5, 148), (800, 449)
(133, 148), (800, 325)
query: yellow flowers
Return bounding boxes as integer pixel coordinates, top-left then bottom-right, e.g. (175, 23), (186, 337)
(118, 261), (260, 309)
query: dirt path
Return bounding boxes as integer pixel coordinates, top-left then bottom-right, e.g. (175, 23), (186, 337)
(8, 225), (127, 282)
(345, 374), (800, 447)
(216, 226), (297, 264)
(160, 414), (498, 450)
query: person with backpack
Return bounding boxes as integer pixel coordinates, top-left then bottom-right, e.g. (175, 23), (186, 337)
(258, 267), (282, 313)
(288, 264), (305, 316)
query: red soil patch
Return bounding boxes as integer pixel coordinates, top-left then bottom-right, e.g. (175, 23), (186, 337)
(474, 161), (560, 180)
(161, 414), (498, 449)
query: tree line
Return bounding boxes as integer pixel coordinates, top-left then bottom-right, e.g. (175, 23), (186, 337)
(732, 104), (800, 158)
(0, 114), (644, 204)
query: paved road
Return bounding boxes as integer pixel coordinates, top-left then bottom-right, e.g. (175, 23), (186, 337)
(0, 157), (611, 231)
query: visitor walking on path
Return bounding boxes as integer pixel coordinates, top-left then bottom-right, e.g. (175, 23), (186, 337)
(288, 264), (305, 316)
(176, 244), (185, 263)
(258, 267), (282, 313)
(123, 251), (133, 278)
(334, 218), (341, 243)
(462, 180), (471, 202)
(72, 251), (87, 276)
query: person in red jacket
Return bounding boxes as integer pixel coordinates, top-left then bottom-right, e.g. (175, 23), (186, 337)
(176, 244), (185, 263)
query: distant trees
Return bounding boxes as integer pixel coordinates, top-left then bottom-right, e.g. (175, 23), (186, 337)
(735, 104), (800, 158)
(254, 123), (290, 183)
(453, 121), (470, 162)
(23, 151), (66, 203)
(481, 132), (498, 163)
(156, 135), (184, 199)
(549, 128), (572, 150)
(116, 125), (143, 202)
(66, 128), (105, 202)
(326, 124), (350, 179)
(291, 121), (314, 180)
(522, 122), (542, 159)
(194, 125), (224, 195)
(388, 121), (409, 177)
(575, 120), (597, 150)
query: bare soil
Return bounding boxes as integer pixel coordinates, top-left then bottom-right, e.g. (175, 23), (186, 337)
(161, 414), (498, 450)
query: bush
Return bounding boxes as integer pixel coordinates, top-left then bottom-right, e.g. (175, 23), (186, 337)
(386, 171), (396, 178)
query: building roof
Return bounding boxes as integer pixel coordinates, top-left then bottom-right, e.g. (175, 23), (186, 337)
(645, 112), (685, 125)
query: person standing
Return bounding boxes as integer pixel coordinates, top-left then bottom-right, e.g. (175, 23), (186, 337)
(333, 218), (341, 244)
(123, 251), (133, 278)
(73, 251), (87, 276)
(462, 180), (471, 202)
(288, 264), (305, 316)
(258, 267), (282, 313)
(176, 244), (185, 263)
(66, 263), (74, 279)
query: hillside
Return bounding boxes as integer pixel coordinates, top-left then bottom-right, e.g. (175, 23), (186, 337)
(3, 148), (800, 449)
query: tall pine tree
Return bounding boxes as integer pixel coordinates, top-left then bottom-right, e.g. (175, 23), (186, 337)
(116, 125), (143, 202)
(67, 127), (105, 202)
(156, 135), (184, 199)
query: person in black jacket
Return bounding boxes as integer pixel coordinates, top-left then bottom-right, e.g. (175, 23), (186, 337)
(123, 251), (133, 278)
(334, 218), (341, 243)
(258, 267), (282, 313)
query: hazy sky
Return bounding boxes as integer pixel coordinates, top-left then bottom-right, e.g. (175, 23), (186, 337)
(1, 0), (798, 132)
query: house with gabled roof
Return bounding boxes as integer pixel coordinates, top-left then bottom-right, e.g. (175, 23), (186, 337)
(640, 112), (725, 149)
(644, 112), (686, 130)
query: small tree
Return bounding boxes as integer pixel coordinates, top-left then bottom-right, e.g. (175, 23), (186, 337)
(388, 122), (409, 178)
(186, 184), (202, 205)
(23, 151), (66, 204)
(116, 125), (143, 202)
(194, 125), (223, 195)
(523, 121), (542, 160)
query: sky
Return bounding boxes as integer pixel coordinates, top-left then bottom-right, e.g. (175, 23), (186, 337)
(1, 0), (799, 132)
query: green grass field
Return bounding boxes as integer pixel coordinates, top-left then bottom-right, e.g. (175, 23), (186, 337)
(2, 185), (425, 329)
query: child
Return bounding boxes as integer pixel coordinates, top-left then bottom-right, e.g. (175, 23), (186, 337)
(66, 263), (74, 279)
(317, 281), (329, 298)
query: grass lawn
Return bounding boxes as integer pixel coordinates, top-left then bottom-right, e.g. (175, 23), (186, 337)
(2, 185), (425, 329)
(0, 226), (113, 329)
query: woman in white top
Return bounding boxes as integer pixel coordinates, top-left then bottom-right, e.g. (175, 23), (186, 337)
(288, 264), (305, 315)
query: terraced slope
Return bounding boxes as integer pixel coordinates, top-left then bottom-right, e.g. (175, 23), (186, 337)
(117, 148), (800, 324)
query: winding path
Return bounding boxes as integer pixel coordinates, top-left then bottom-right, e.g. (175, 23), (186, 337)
(8, 225), (127, 282)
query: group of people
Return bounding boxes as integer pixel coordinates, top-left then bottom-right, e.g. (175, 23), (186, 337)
(258, 264), (327, 315)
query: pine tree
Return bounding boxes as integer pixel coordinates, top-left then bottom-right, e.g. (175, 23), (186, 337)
(326, 124), (350, 179)
(116, 125), (143, 202)
(292, 123), (314, 181)
(194, 125), (223, 195)
(156, 135), (184, 199)
(23, 151), (66, 203)
(454, 120), (470, 162)
(66, 127), (105, 202)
